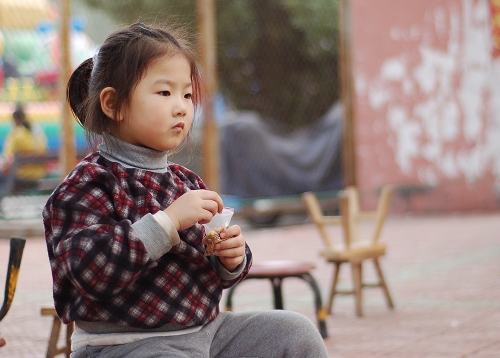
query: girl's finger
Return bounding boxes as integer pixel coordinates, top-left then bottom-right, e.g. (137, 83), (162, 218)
(200, 190), (224, 212)
(215, 247), (245, 258)
(220, 225), (241, 239)
(216, 237), (244, 252)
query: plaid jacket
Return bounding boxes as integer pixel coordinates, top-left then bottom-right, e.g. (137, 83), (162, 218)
(43, 152), (251, 329)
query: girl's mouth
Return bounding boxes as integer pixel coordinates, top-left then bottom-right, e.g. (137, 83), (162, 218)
(174, 122), (185, 129)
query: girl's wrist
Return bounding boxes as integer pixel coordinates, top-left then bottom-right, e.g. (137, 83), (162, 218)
(163, 208), (180, 231)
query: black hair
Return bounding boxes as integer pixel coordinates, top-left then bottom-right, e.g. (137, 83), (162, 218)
(13, 104), (31, 131)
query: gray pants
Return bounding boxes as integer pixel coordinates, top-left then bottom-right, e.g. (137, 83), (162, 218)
(72, 310), (329, 358)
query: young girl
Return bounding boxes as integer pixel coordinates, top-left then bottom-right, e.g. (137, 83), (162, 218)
(43, 22), (328, 358)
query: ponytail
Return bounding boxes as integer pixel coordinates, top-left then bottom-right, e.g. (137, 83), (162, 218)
(67, 57), (94, 127)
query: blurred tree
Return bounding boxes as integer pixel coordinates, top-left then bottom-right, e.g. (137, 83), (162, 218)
(79, 0), (339, 128)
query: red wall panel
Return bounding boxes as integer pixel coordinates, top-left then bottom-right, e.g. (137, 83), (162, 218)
(349, 0), (500, 212)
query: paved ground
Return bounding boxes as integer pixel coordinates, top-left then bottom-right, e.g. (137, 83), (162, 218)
(0, 209), (499, 357)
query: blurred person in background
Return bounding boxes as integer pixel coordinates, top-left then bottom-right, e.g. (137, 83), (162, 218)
(0, 104), (48, 184)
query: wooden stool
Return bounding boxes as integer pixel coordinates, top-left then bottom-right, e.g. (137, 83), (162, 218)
(225, 260), (328, 338)
(303, 186), (395, 317)
(41, 308), (73, 358)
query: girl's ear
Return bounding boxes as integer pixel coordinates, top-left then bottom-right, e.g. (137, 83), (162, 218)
(100, 87), (123, 121)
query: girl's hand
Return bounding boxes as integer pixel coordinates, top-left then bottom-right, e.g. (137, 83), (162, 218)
(164, 190), (223, 231)
(205, 224), (246, 271)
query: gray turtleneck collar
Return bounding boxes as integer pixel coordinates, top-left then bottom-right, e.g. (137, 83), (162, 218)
(98, 133), (169, 173)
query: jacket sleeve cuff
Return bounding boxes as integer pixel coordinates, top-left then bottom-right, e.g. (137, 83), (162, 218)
(211, 255), (247, 281)
(131, 212), (180, 261)
(152, 211), (181, 246)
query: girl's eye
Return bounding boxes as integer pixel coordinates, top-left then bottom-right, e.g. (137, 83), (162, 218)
(159, 91), (171, 96)
(184, 93), (192, 99)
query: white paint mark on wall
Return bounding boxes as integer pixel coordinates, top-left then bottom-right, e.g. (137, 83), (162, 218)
(457, 0), (490, 144)
(440, 152), (459, 178)
(358, 0), (500, 185)
(381, 58), (407, 81)
(387, 106), (421, 174)
(368, 80), (392, 110)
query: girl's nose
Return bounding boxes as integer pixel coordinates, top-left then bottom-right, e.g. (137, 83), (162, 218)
(173, 97), (187, 116)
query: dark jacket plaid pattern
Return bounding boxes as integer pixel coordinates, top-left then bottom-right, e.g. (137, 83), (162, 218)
(43, 152), (251, 328)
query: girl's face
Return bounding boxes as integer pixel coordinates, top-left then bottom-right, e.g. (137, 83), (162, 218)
(117, 54), (194, 152)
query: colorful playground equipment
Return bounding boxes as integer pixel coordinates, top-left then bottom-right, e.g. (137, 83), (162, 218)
(0, 102), (87, 155)
(0, 0), (95, 154)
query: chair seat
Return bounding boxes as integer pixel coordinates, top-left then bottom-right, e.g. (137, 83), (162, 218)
(248, 260), (316, 278)
(319, 242), (386, 261)
(225, 260), (328, 338)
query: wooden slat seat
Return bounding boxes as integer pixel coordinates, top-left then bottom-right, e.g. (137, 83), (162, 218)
(245, 260), (315, 277)
(319, 242), (387, 262)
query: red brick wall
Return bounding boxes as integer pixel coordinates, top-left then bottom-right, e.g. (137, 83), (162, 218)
(349, 0), (500, 212)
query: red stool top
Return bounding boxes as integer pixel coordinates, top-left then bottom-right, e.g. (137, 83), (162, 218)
(248, 260), (316, 278)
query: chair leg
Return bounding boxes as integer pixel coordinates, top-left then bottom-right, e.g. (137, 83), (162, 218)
(351, 262), (363, 317)
(65, 322), (74, 358)
(373, 258), (394, 309)
(301, 273), (328, 338)
(46, 315), (62, 358)
(271, 278), (284, 309)
(42, 308), (74, 358)
(327, 262), (341, 314)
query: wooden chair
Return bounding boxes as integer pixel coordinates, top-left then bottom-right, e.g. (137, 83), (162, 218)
(302, 185), (394, 317)
(0, 237), (26, 348)
(41, 307), (73, 358)
(225, 260), (328, 338)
